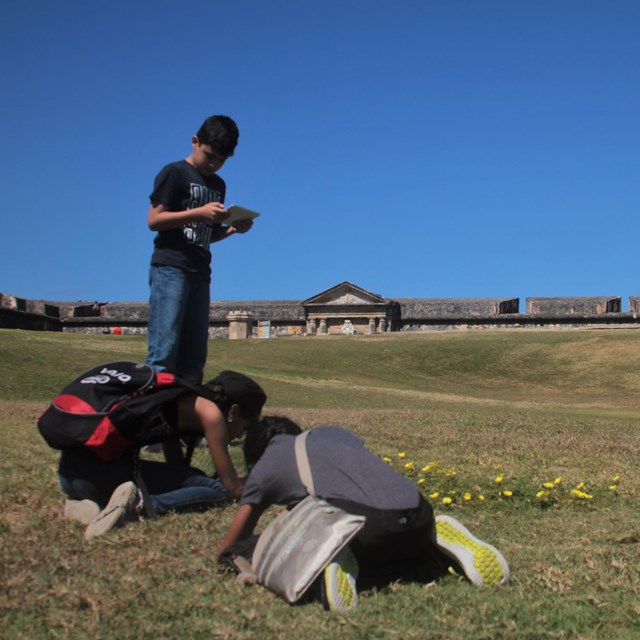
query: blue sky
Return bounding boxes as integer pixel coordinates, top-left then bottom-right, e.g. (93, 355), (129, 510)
(1, 1), (638, 310)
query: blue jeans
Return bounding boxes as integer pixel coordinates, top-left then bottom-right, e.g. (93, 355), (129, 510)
(58, 450), (228, 515)
(146, 265), (210, 383)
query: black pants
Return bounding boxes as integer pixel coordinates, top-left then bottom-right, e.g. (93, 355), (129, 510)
(329, 496), (438, 563)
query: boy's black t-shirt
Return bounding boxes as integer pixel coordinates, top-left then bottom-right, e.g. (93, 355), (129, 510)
(149, 160), (226, 281)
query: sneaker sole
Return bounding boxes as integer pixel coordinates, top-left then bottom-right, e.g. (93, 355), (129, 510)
(435, 515), (510, 586)
(64, 499), (100, 525)
(85, 482), (138, 541)
(324, 548), (359, 612)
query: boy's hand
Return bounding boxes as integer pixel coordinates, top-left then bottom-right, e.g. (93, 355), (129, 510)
(231, 218), (254, 233)
(198, 202), (229, 223)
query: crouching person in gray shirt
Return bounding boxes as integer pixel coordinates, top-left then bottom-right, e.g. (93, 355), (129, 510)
(217, 417), (510, 612)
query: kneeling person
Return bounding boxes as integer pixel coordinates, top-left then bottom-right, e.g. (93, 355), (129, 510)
(59, 371), (266, 540)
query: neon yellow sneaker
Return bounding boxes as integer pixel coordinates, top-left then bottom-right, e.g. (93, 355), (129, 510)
(322, 547), (359, 612)
(435, 515), (510, 586)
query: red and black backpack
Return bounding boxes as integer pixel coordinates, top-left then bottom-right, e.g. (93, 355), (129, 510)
(37, 361), (208, 462)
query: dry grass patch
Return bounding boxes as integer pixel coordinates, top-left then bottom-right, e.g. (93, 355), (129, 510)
(2, 330), (640, 638)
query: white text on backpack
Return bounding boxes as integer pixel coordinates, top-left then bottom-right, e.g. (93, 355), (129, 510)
(80, 367), (132, 384)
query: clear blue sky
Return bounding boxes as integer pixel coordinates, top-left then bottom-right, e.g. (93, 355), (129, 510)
(1, 1), (638, 310)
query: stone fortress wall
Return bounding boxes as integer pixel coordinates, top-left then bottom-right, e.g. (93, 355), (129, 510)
(1, 281), (639, 339)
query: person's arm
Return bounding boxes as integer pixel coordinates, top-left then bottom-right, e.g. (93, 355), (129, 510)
(178, 395), (244, 500)
(148, 201), (229, 231)
(217, 503), (264, 558)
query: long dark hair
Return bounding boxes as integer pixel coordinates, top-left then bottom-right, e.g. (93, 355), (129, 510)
(243, 415), (302, 472)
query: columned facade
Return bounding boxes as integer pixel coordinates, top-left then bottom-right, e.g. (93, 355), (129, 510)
(302, 282), (400, 335)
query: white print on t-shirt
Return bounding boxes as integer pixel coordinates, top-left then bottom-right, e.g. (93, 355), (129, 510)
(183, 183), (222, 249)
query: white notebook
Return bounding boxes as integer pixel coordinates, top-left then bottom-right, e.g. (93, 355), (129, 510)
(226, 205), (261, 224)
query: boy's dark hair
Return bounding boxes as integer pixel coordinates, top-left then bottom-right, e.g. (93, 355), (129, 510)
(196, 115), (239, 157)
(243, 415), (302, 471)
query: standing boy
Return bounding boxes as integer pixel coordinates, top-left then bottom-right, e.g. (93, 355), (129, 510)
(146, 115), (254, 383)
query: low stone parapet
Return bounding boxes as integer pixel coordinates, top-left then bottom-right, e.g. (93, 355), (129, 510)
(400, 313), (640, 332)
(0, 294), (61, 331)
(527, 297), (622, 315)
(210, 300), (305, 322)
(1, 293), (27, 312)
(2, 290), (639, 336)
(397, 298), (519, 318)
(101, 302), (148, 321)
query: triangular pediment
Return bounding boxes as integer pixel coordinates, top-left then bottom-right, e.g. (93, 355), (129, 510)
(303, 281), (389, 306)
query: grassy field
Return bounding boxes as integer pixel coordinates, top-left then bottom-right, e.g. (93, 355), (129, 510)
(1, 328), (639, 639)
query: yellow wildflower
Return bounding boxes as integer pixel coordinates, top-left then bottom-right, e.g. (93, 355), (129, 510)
(536, 490), (549, 498)
(463, 492), (472, 501)
(575, 481), (585, 490)
(495, 475), (504, 484)
(608, 485), (618, 491)
(429, 492), (440, 499)
(502, 490), (513, 497)
(383, 456), (392, 463)
(612, 475), (620, 483)
(398, 452), (406, 459)
(478, 495), (485, 501)
(404, 461), (415, 471)
(554, 477), (562, 485)
(422, 464), (432, 472)
(571, 489), (593, 500)
(417, 478), (426, 485)
(543, 482), (555, 489)
(442, 497), (453, 505)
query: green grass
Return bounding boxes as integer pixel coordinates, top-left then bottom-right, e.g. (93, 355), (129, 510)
(1, 328), (639, 639)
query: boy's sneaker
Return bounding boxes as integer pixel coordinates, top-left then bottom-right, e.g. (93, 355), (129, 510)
(435, 515), (510, 586)
(85, 481), (142, 541)
(64, 499), (100, 525)
(321, 546), (359, 612)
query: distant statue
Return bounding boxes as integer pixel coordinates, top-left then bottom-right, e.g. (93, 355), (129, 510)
(341, 319), (355, 335)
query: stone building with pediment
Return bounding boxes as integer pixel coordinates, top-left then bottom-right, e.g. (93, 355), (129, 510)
(302, 282), (400, 335)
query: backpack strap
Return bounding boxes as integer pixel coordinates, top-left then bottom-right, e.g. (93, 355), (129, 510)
(294, 430), (315, 496)
(132, 452), (158, 519)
